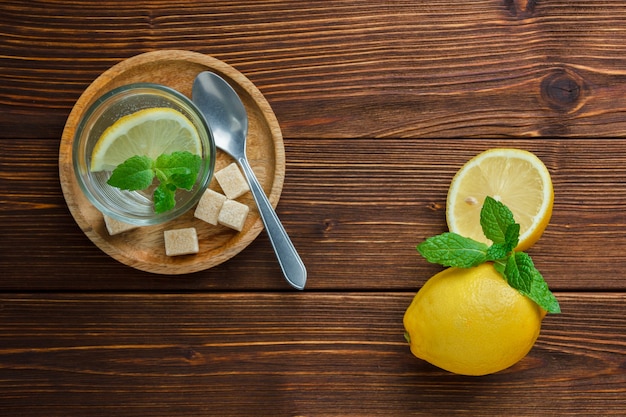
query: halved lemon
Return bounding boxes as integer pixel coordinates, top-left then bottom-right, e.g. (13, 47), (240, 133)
(90, 107), (202, 172)
(446, 148), (553, 251)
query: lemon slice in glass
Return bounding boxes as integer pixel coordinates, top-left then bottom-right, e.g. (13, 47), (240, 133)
(446, 148), (554, 251)
(90, 107), (202, 172)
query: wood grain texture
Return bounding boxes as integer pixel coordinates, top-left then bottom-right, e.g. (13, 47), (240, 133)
(2, 1), (626, 415)
(3, 1), (626, 139)
(3, 138), (626, 291)
(0, 292), (624, 416)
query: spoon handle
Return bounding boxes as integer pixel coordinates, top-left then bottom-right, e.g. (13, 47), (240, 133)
(237, 156), (307, 290)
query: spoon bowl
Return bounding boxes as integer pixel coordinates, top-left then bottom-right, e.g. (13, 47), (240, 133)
(192, 71), (307, 290)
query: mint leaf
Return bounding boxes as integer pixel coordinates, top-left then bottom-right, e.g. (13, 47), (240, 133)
(486, 243), (510, 261)
(486, 223), (520, 261)
(527, 268), (561, 314)
(493, 259), (506, 275)
(418, 232), (489, 268)
(106, 151), (202, 214)
(504, 222), (520, 251)
(499, 252), (560, 313)
(155, 151), (202, 190)
(480, 196), (516, 244)
(503, 252), (533, 294)
(107, 155), (154, 191)
(416, 195), (560, 314)
(153, 182), (176, 213)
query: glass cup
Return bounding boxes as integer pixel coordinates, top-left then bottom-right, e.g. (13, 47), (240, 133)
(73, 83), (216, 226)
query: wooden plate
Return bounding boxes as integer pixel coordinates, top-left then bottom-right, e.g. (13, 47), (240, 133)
(59, 50), (285, 274)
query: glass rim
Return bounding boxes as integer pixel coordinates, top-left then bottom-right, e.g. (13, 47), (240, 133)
(72, 82), (216, 226)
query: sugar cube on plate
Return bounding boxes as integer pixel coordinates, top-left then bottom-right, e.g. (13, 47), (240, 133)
(194, 188), (227, 225)
(218, 199), (249, 232)
(103, 214), (139, 236)
(215, 162), (250, 199)
(164, 227), (199, 256)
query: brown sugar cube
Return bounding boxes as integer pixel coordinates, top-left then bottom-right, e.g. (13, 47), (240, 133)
(218, 199), (249, 232)
(164, 227), (199, 256)
(103, 214), (139, 236)
(214, 162), (250, 199)
(194, 188), (227, 225)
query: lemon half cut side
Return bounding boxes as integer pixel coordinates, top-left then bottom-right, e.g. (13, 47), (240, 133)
(90, 107), (202, 172)
(446, 148), (554, 251)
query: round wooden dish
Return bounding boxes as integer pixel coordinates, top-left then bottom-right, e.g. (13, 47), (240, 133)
(59, 50), (285, 274)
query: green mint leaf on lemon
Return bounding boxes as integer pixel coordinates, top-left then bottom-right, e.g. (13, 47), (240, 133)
(107, 151), (201, 214)
(527, 268), (561, 314)
(155, 151), (202, 190)
(480, 196), (516, 244)
(107, 155), (154, 191)
(502, 252), (533, 294)
(417, 197), (560, 314)
(418, 233), (488, 268)
(486, 223), (520, 261)
(504, 223), (521, 251)
(486, 243), (510, 261)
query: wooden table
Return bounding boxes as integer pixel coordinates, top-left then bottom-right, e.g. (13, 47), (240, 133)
(1, 1), (625, 415)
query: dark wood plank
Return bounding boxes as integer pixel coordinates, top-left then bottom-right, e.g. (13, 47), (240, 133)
(2, 138), (626, 291)
(3, 1), (626, 139)
(0, 292), (624, 416)
(2, 2), (625, 415)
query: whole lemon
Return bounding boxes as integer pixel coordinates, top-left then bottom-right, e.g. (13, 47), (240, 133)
(403, 263), (546, 376)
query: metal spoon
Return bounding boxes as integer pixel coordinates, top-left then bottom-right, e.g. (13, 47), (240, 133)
(192, 71), (307, 290)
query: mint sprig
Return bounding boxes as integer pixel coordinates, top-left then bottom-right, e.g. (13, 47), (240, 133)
(107, 151), (202, 214)
(417, 196), (560, 314)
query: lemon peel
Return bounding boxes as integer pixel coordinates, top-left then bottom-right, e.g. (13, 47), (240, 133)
(403, 263), (544, 376)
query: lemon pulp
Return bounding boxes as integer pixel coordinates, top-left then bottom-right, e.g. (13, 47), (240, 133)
(446, 148), (553, 251)
(90, 107), (202, 172)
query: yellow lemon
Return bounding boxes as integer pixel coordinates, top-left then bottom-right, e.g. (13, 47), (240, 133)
(446, 148), (553, 251)
(403, 263), (545, 376)
(90, 107), (202, 172)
